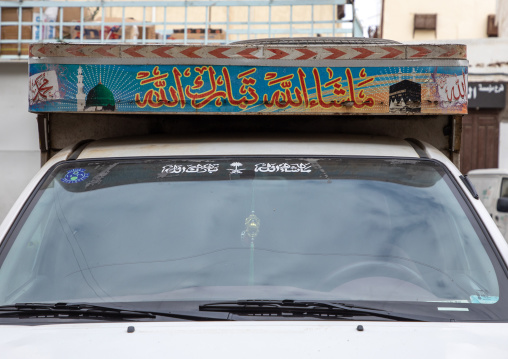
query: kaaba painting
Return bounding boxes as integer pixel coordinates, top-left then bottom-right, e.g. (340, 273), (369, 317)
(389, 80), (421, 113)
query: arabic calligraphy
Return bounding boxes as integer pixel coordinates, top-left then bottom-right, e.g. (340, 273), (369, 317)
(161, 164), (219, 174)
(27, 62), (470, 115)
(478, 83), (505, 93)
(29, 70), (62, 106)
(30, 72), (55, 104)
(135, 66), (376, 111)
(263, 67), (374, 110)
(469, 83), (506, 100)
(135, 66), (180, 108)
(160, 162), (311, 175)
(437, 71), (467, 103)
(255, 163), (312, 173)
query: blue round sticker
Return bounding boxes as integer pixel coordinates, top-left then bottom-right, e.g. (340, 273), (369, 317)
(61, 168), (89, 184)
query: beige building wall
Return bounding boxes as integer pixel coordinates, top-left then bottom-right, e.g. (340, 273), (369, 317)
(500, 0), (508, 38)
(383, 0), (496, 41)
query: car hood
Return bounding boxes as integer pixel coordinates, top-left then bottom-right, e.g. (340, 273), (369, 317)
(0, 321), (507, 358)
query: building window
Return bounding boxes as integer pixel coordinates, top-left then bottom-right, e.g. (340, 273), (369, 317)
(413, 14), (437, 37)
(487, 15), (498, 37)
(337, 5), (345, 20)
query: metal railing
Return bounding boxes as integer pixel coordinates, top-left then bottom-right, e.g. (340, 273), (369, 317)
(0, 0), (363, 60)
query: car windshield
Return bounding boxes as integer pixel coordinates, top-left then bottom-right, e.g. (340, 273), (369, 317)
(0, 157), (506, 321)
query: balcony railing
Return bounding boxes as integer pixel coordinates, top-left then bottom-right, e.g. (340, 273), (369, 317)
(0, 0), (362, 60)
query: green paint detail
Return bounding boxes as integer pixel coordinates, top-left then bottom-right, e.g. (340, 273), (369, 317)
(86, 83), (115, 110)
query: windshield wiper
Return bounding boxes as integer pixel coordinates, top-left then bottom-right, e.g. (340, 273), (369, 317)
(0, 303), (230, 321)
(199, 300), (434, 321)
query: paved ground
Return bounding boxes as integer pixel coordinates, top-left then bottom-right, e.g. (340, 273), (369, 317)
(0, 151), (40, 224)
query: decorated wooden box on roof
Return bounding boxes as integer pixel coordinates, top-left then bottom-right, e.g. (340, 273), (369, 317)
(28, 42), (468, 115)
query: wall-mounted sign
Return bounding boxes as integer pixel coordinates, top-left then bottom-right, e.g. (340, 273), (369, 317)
(28, 63), (468, 115)
(468, 82), (506, 109)
(28, 43), (469, 115)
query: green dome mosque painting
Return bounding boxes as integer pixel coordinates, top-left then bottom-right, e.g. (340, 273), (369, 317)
(85, 82), (116, 111)
(76, 67), (117, 112)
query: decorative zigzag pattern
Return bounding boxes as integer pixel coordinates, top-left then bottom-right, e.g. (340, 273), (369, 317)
(29, 44), (466, 60)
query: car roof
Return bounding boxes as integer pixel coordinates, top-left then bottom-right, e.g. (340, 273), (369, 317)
(73, 135), (422, 160)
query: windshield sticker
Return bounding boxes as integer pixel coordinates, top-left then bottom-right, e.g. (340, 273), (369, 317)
(61, 168), (89, 184)
(228, 162), (245, 174)
(255, 163), (312, 173)
(437, 307), (469, 311)
(161, 164), (219, 174)
(470, 295), (499, 304)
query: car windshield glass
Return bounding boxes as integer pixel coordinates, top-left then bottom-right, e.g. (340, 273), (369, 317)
(0, 157), (505, 321)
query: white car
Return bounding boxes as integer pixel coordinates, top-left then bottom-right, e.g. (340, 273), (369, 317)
(468, 168), (508, 239)
(0, 134), (507, 358)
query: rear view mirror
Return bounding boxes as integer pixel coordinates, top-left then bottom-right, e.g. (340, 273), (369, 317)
(497, 197), (508, 212)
